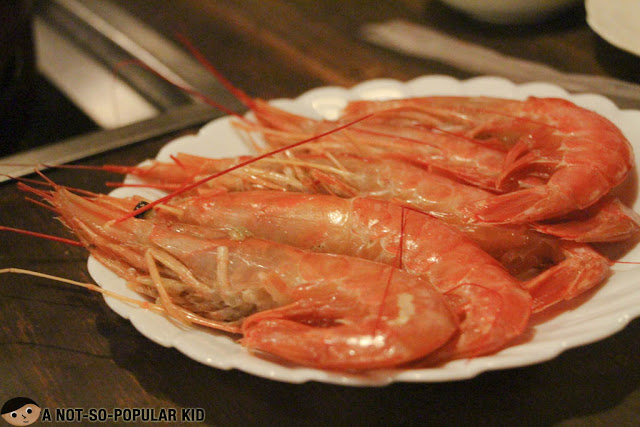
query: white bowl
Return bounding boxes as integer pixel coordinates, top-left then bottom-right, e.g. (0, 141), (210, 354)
(439, 0), (580, 24)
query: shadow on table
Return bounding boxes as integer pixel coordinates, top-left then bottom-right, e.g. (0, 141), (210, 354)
(98, 314), (640, 425)
(592, 36), (640, 87)
(421, 0), (586, 38)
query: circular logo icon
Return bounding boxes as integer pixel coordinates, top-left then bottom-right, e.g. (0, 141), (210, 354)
(1, 398), (41, 426)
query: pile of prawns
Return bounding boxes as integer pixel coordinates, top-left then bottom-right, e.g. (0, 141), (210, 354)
(5, 52), (640, 371)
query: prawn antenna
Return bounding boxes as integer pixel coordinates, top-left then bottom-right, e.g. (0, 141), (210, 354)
(0, 226), (83, 247)
(114, 58), (243, 118)
(0, 268), (242, 333)
(117, 113), (375, 223)
(174, 32), (254, 109)
(373, 206), (407, 335)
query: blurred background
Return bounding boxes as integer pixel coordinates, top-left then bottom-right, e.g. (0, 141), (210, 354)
(1, 0), (638, 167)
(2, 1), (640, 424)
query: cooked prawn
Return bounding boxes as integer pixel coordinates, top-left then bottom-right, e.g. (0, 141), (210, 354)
(174, 35), (636, 226)
(247, 96), (635, 224)
(99, 151), (613, 286)
(152, 188), (610, 314)
(30, 186), (459, 370)
(175, 33), (508, 191)
(21, 182), (529, 360)
(532, 196), (640, 243)
(143, 190), (532, 359)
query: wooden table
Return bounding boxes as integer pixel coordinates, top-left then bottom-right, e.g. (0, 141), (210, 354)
(2, 1), (639, 425)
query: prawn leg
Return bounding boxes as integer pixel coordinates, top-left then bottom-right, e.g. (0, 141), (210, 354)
(163, 190), (532, 359)
(524, 241), (611, 312)
(33, 186), (459, 369)
(533, 197), (640, 243)
(241, 270), (456, 370)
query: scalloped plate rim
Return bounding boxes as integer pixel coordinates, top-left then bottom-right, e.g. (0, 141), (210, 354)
(88, 75), (640, 385)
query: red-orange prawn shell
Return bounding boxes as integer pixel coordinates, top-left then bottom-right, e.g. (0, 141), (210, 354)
(167, 190), (532, 359)
(47, 187), (458, 370)
(242, 95), (634, 224)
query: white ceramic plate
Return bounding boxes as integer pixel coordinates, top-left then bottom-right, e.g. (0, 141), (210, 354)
(586, 0), (640, 57)
(88, 75), (640, 385)
(439, 0), (580, 24)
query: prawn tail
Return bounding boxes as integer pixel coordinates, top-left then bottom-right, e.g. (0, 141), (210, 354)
(426, 282), (530, 363)
(241, 282), (458, 369)
(240, 297), (377, 369)
(468, 186), (572, 224)
(533, 197), (640, 242)
(524, 241), (611, 312)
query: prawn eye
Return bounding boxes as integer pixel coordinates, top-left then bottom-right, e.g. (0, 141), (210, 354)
(134, 201), (150, 218)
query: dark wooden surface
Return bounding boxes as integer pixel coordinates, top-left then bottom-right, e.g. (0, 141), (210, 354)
(2, 1), (640, 425)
